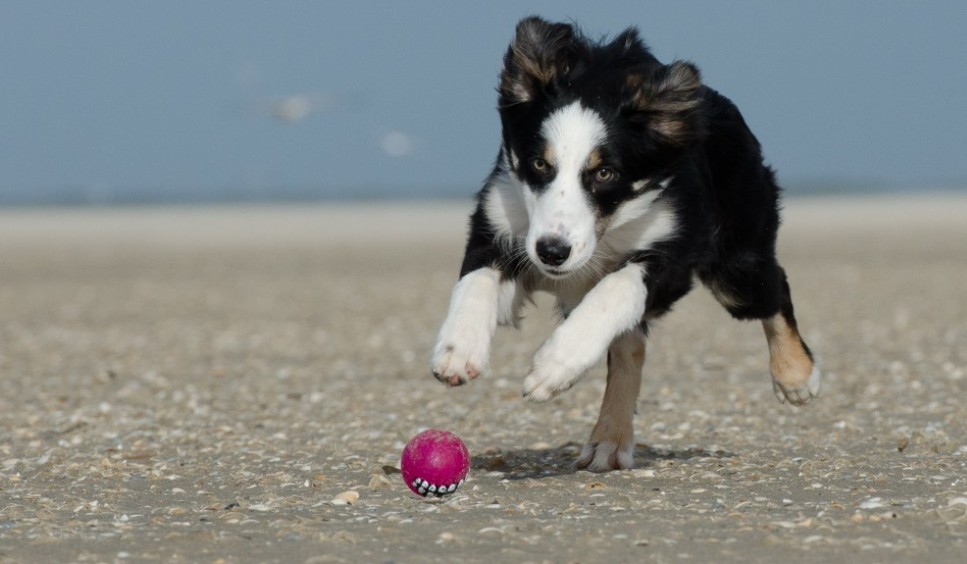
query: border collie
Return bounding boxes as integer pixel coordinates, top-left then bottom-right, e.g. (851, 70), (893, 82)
(431, 17), (820, 472)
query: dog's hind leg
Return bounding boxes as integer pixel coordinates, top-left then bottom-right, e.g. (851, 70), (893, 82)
(703, 257), (820, 405)
(576, 330), (645, 472)
(761, 270), (820, 404)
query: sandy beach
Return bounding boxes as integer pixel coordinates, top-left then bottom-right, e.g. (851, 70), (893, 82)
(1, 193), (966, 563)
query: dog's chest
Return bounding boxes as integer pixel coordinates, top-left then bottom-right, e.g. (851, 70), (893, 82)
(527, 268), (610, 317)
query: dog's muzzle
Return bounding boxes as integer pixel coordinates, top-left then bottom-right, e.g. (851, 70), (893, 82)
(535, 236), (572, 267)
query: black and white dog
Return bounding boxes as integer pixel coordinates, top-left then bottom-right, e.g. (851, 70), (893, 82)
(432, 17), (820, 472)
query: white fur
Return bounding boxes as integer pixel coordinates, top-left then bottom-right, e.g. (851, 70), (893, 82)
(522, 262), (647, 401)
(525, 102), (607, 277)
(631, 175), (674, 193)
(507, 148), (520, 169)
(601, 190), (678, 257)
(486, 144), (679, 285)
(529, 190), (675, 322)
(772, 362), (822, 405)
(432, 267), (525, 385)
(439, 104), (680, 405)
(431, 268), (499, 384)
(483, 168), (528, 245)
(496, 276), (526, 328)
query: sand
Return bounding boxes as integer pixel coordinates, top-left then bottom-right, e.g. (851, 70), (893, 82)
(1, 194), (966, 563)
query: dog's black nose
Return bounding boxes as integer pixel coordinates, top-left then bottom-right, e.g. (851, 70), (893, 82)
(535, 237), (571, 267)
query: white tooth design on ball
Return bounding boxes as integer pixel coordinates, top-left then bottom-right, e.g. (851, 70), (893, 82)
(418, 487), (426, 495)
(447, 484), (457, 492)
(428, 485), (437, 493)
(412, 478), (421, 487)
(420, 479), (429, 488)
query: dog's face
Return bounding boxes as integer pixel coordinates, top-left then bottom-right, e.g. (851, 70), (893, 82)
(497, 17), (706, 279)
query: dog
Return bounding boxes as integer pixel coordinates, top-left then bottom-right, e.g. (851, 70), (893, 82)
(431, 16), (820, 472)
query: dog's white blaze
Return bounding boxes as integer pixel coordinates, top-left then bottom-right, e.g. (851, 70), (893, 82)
(542, 102), (607, 167)
(527, 102), (607, 274)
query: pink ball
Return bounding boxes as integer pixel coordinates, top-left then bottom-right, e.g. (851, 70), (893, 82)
(401, 429), (470, 497)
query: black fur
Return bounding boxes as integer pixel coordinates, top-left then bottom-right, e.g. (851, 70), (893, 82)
(462, 17), (802, 329)
(434, 19), (817, 461)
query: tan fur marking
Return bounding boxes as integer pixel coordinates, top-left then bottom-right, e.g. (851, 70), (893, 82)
(576, 332), (645, 471)
(511, 42), (558, 85)
(625, 62), (702, 145)
(708, 279), (745, 310)
(586, 148), (603, 171)
(499, 18), (574, 103)
(630, 86), (648, 110)
(763, 314), (813, 387)
(543, 144), (555, 168)
(653, 119), (687, 141)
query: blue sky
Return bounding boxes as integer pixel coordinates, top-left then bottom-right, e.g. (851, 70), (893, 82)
(2, 1), (966, 203)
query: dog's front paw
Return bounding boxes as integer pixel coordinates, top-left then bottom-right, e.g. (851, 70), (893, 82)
(521, 363), (575, 402)
(522, 350), (585, 402)
(431, 326), (490, 387)
(576, 441), (635, 472)
(772, 364), (821, 406)
(521, 339), (588, 402)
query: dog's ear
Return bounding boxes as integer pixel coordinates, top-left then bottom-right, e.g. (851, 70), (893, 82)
(626, 61), (706, 147)
(613, 26), (644, 55)
(499, 16), (576, 105)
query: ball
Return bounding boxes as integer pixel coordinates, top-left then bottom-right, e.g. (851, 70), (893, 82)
(401, 429), (470, 497)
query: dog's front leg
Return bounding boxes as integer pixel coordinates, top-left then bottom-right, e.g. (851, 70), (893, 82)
(522, 263), (647, 401)
(432, 267), (519, 386)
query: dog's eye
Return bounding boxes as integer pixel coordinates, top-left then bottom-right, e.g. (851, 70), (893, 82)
(530, 158), (548, 172)
(595, 168), (617, 182)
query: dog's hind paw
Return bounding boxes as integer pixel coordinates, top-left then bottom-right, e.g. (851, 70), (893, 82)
(772, 364), (821, 406)
(576, 441), (635, 472)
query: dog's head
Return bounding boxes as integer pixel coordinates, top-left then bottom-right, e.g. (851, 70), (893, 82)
(497, 17), (706, 278)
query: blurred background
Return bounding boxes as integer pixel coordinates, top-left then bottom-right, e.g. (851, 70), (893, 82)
(1, 0), (965, 205)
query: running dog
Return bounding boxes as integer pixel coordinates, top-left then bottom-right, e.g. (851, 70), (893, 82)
(431, 17), (820, 471)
